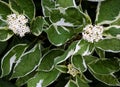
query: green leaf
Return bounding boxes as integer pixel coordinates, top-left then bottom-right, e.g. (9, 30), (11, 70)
(16, 71), (36, 87)
(27, 69), (60, 87)
(41, 0), (55, 16)
(31, 16), (44, 36)
(54, 39), (94, 65)
(76, 76), (90, 87)
(89, 70), (120, 86)
(56, 0), (76, 8)
(111, 17), (120, 26)
(64, 7), (86, 26)
(9, 0), (35, 20)
(96, 0), (120, 25)
(104, 26), (120, 37)
(54, 41), (77, 65)
(0, 1), (11, 20)
(88, 58), (120, 75)
(78, 74), (92, 83)
(65, 80), (78, 87)
(88, 0), (105, 2)
(0, 29), (13, 42)
(55, 65), (68, 73)
(11, 44), (41, 78)
(45, 24), (74, 46)
(83, 56), (98, 64)
(74, 39), (94, 56)
(9, 0), (23, 14)
(0, 20), (7, 27)
(95, 48), (105, 58)
(95, 38), (120, 53)
(50, 9), (64, 25)
(38, 49), (64, 71)
(1, 44), (27, 77)
(50, 7), (87, 27)
(71, 55), (87, 73)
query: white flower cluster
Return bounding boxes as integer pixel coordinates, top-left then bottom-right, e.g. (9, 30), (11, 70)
(82, 25), (103, 43)
(7, 14), (30, 37)
(67, 64), (79, 77)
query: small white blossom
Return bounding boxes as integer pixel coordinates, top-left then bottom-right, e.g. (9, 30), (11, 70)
(82, 25), (103, 43)
(7, 14), (30, 37)
(67, 64), (79, 77)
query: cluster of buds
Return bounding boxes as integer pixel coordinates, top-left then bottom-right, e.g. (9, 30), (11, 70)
(67, 64), (79, 77)
(7, 14), (30, 37)
(82, 25), (103, 43)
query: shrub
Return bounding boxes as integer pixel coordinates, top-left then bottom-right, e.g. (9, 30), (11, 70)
(0, 0), (120, 87)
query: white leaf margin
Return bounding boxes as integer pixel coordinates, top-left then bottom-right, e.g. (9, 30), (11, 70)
(96, 2), (120, 25)
(11, 44), (41, 78)
(1, 44), (27, 77)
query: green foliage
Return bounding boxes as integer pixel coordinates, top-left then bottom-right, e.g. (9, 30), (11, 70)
(104, 26), (120, 37)
(15, 71), (35, 87)
(96, 0), (120, 25)
(38, 49), (64, 71)
(76, 76), (90, 87)
(41, 0), (55, 16)
(0, 0), (120, 87)
(0, 1), (11, 20)
(27, 69), (60, 87)
(88, 58), (120, 74)
(9, 0), (35, 20)
(1, 44), (27, 77)
(71, 55), (87, 72)
(56, 0), (75, 7)
(45, 25), (74, 46)
(65, 80), (78, 87)
(95, 38), (120, 52)
(0, 29), (13, 41)
(31, 16), (44, 36)
(89, 70), (120, 86)
(11, 44), (41, 78)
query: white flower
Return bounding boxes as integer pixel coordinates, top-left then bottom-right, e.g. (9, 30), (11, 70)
(67, 64), (79, 77)
(7, 14), (30, 37)
(82, 25), (103, 43)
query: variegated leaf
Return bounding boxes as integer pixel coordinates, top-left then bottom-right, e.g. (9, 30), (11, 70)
(27, 69), (60, 87)
(9, 0), (35, 20)
(38, 49), (64, 71)
(65, 80), (78, 87)
(45, 24), (74, 46)
(0, 29), (13, 42)
(11, 44), (41, 78)
(96, 0), (120, 25)
(95, 38), (120, 53)
(1, 44), (27, 77)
